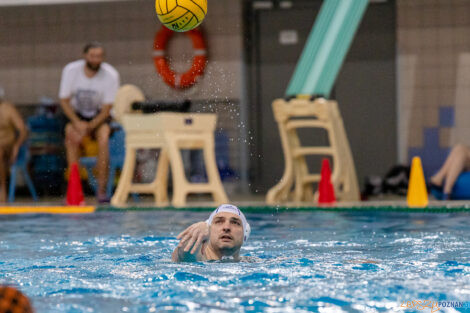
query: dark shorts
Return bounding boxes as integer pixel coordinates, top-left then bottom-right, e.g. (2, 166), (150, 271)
(76, 113), (95, 123)
(76, 112), (112, 140)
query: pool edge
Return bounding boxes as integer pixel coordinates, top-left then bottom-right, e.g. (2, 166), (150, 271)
(1, 204), (470, 215)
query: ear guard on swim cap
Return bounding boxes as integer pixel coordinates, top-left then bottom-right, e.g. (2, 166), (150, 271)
(206, 204), (251, 243)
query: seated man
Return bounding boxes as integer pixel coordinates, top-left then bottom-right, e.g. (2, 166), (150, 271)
(172, 204), (251, 262)
(0, 87), (27, 203)
(59, 42), (120, 202)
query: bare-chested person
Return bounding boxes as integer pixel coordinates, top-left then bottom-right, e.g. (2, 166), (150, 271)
(0, 87), (27, 203)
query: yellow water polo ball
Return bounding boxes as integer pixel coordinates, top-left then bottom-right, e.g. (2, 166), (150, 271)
(155, 0), (207, 32)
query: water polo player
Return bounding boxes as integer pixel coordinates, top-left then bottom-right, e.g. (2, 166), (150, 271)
(172, 204), (251, 262)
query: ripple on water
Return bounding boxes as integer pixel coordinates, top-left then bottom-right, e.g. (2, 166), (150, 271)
(352, 263), (380, 271)
(174, 272), (209, 282)
(239, 273), (282, 282)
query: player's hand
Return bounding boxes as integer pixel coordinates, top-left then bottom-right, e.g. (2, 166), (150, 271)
(176, 221), (210, 254)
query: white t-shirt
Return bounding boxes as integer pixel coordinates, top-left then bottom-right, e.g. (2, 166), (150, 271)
(59, 59), (120, 119)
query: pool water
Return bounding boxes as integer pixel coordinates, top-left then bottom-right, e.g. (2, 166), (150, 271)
(1, 210), (469, 313)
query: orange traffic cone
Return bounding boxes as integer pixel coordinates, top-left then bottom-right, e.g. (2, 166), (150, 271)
(66, 162), (85, 206)
(318, 158), (336, 204)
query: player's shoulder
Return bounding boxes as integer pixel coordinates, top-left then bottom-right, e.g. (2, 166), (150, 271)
(100, 62), (120, 80)
(63, 59), (85, 72)
(0, 101), (17, 114)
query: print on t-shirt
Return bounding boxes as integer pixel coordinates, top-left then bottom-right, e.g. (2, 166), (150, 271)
(75, 88), (100, 117)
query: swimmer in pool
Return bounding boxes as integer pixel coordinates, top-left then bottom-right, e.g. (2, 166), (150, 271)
(172, 204), (251, 262)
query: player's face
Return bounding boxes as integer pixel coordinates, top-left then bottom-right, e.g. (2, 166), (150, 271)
(209, 212), (244, 254)
(84, 47), (104, 71)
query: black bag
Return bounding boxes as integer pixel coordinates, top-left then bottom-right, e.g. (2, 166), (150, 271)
(382, 165), (410, 195)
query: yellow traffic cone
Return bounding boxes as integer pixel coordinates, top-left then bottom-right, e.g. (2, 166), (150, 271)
(407, 157), (428, 207)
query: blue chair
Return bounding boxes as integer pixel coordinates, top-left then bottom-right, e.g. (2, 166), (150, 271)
(8, 144), (38, 202)
(80, 125), (128, 198)
(106, 128), (126, 196)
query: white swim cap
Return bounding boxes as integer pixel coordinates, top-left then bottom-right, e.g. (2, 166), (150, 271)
(206, 204), (251, 243)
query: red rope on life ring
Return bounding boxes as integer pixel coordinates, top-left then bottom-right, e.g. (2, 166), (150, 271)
(153, 26), (207, 89)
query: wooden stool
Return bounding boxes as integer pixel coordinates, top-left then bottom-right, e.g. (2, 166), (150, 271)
(110, 86), (228, 207)
(266, 97), (360, 204)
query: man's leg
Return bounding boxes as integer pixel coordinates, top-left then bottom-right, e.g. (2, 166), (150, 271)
(0, 147), (7, 203)
(430, 144), (465, 187)
(65, 123), (82, 167)
(95, 123), (110, 198)
(442, 144), (469, 195)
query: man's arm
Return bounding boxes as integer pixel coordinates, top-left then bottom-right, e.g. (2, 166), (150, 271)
(59, 65), (90, 135)
(171, 245), (200, 262)
(60, 98), (81, 124)
(58, 64), (80, 125)
(172, 221), (209, 262)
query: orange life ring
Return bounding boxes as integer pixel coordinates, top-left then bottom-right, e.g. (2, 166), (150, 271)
(153, 26), (207, 89)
